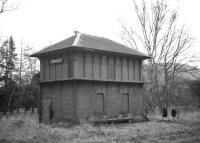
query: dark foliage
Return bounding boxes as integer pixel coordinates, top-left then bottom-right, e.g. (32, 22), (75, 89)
(187, 79), (200, 98)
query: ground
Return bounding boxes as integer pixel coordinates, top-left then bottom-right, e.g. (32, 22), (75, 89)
(0, 107), (200, 143)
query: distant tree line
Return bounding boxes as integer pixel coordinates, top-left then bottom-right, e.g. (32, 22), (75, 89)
(0, 0), (40, 114)
(0, 36), (39, 114)
(187, 79), (200, 99)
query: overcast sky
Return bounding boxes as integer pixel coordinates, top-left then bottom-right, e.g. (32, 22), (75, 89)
(0, 0), (200, 66)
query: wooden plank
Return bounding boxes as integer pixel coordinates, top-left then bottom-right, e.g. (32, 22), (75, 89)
(44, 58), (49, 81)
(135, 59), (139, 81)
(94, 117), (133, 125)
(55, 60), (62, 80)
(73, 53), (78, 78)
(40, 58), (44, 81)
(122, 57), (128, 81)
(68, 54), (73, 78)
(85, 53), (93, 79)
(61, 54), (68, 80)
(115, 57), (121, 80)
(139, 60), (142, 81)
(133, 59), (135, 80)
(128, 58), (134, 81)
(93, 54), (101, 79)
(50, 57), (55, 80)
(77, 52), (84, 78)
(101, 55), (107, 79)
(108, 56), (115, 79)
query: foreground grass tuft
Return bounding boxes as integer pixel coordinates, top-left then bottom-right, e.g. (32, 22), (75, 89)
(0, 109), (200, 143)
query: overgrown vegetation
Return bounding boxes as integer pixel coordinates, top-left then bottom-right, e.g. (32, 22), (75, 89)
(0, 108), (200, 143)
(0, 1), (39, 114)
(121, 0), (200, 110)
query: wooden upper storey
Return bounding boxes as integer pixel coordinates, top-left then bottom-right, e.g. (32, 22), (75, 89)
(32, 33), (150, 83)
(39, 49), (144, 83)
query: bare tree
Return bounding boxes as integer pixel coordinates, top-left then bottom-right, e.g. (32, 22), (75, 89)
(0, 0), (17, 14)
(121, 0), (197, 109)
(0, 0), (18, 74)
(18, 41), (39, 86)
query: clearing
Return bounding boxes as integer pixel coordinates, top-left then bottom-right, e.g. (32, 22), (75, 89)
(0, 107), (200, 143)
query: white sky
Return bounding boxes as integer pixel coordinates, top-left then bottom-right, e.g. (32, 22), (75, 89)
(0, 0), (200, 66)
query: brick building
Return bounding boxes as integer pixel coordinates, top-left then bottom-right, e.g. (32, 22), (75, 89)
(31, 32), (150, 123)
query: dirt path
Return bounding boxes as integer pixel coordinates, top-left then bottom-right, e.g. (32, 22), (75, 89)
(136, 122), (200, 143)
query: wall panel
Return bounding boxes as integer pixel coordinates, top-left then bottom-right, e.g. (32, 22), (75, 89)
(52, 84), (62, 120)
(42, 99), (51, 123)
(73, 53), (79, 78)
(77, 53), (84, 78)
(62, 83), (74, 118)
(95, 93), (104, 113)
(50, 57), (56, 80)
(105, 83), (120, 115)
(108, 56), (115, 79)
(129, 85), (135, 113)
(139, 60), (142, 81)
(93, 54), (101, 79)
(61, 54), (68, 80)
(101, 55), (107, 79)
(44, 58), (49, 81)
(129, 85), (143, 114)
(85, 53), (93, 78)
(128, 58), (134, 81)
(68, 54), (73, 78)
(77, 82), (93, 117)
(133, 59), (135, 80)
(122, 57), (128, 81)
(115, 57), (122, 80)
(121, 93), (129, 113)
(135, 60), (139, 81)
(42, 84), (50, 100)
(55, 62), (62, 80)
(40, 59), (45, 81)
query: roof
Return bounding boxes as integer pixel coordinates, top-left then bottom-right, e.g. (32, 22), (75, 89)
(31, 32), (150, 59)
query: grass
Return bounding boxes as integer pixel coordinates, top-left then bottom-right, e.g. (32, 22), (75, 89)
(0, 108), (200, 143)
(148, 106), (200, 121)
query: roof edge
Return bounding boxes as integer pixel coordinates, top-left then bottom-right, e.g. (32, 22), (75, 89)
(72, 32), (81, 46)
(30, 46), (151, 59)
